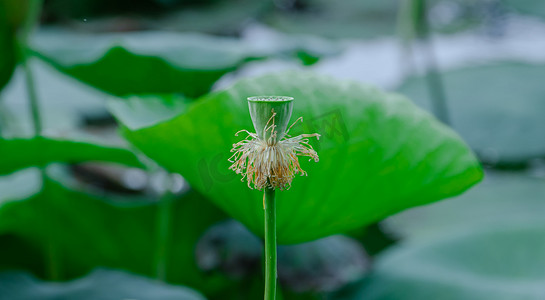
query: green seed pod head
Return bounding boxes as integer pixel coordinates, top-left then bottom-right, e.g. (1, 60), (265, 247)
(247, 96), (294, 142)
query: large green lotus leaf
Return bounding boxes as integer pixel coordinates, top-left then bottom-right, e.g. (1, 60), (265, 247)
(120, 71), (483, 244)
(398, 62), (545, 165)
(334, 221), (545, 300)
(0, 136), (144, 175)
(0, 269), (205, 300)
(386, 171), (545, 240)
(30, 31), (264, 98)
(0, 178), (230, 297)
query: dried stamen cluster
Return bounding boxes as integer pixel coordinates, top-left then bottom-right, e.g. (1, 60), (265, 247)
(229, 111), (320, 190)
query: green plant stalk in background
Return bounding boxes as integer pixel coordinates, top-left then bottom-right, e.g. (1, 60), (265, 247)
(19, 0), (44, 135)
(263, 187), (277, 300)
(154, 192), (173, 281)
(420, 17), (450, 125)
(0, 95), (4, 135)
(21, 52), (41, 135)
(397, 0), (450, 125)
(396, 0), (418, 78)
(152, 171), (176, 282)
(18, 0), (62, 281)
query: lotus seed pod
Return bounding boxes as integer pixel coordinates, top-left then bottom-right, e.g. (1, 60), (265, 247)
(230, 95), (319, 190)
(247, 96), (294, 143)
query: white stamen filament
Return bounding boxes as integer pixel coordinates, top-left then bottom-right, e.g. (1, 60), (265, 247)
(229, 116), (320, 190)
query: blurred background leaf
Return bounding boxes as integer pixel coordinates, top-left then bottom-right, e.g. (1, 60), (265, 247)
(0, 178), (232, 298)
(386, 171), (545, 240)
(264, 0), (399, 39)
(0, 137), (144, 175)
(149, 0), (271, 35)
(398, 62), (545, 167)
(29, 29), (340, 99)
(0, 268), (206, 300)
(196, 220), (370, 295)
(30, 31), (265, 98)
(503, 0), (545, 19)
(334, 221), (545, 300)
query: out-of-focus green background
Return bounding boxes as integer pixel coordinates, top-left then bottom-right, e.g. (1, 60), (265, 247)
(1, 0), (544, 299)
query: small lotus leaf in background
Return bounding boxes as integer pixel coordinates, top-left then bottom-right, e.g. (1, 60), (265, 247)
(118, 71), (483, 244)
(196, 220), (262, 279)
(398, 62), (545, 166)
(29, 30), (341, 99)
(386, 171), (545, 241)
(334, 222), (545, 300)
(0, 137), (144, 175)
(265, 0), (398, 39)
(278, 235), (369, 293)
(336, 170), (545, 299)
(30, 31), (265, 98)
(154, 0), (270, 35)
(0, 269), (206, 300)
(0, 178), (230, 298)
(503, 0), (545, 19)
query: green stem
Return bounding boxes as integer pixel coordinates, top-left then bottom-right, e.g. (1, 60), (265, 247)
(19, 0), (44, 135)
(22, 53), (42, 135)
(421, 34), (450, 125)
(263, 187), (277, 300)
(396, 0), (418, 78)
(154, 192), (173, 281)
(20, 0), (57, 280)
(397, 0), (450, 125)
(0, 96), (4, 136)
(21, 0), (44, 43)
(416, 0), (450, 125)
(19, 0), (44, 134)
(46, 240), (60, 280)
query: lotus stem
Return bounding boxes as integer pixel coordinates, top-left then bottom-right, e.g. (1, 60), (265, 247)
(18, 0), (59, 280)
(229, 95), (320, 299)
(154, 192), (173, 281)
(22, 54), (42, 135)
(263, 187), (277, 300)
